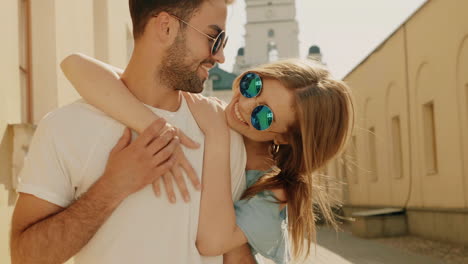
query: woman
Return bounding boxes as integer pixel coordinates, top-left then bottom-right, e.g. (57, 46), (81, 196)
(61, 54), (354, 263)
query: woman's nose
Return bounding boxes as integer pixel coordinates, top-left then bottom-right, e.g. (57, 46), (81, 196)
(238, 96), (257, 116)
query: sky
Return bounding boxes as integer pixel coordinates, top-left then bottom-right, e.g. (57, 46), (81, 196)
(222, 0), (427, 79)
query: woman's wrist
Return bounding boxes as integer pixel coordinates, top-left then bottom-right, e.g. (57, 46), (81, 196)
(204, 126), (229, 139)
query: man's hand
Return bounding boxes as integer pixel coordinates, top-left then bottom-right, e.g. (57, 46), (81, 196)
(101, 118), (180, 198)
(154, 93), (228, 203)
(154, 93), (227, 204)
(10, 119), (182, 264)
(151, 122), (201, 203)
(152, 146), (200, 203)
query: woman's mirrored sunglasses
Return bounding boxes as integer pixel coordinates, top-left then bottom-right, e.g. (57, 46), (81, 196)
(239, 73), (274, 131)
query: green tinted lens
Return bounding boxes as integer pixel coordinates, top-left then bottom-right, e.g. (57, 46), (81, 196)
(240, 73), (262, 98)
(251, 105), (273, 131)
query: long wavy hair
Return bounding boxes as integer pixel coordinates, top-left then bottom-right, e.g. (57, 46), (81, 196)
(238, 59), (355, 261)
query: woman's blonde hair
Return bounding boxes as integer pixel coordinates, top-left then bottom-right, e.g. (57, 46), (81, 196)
(238, 59), (355, 261)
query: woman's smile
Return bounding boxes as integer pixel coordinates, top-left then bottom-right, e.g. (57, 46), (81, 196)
(234, 102), (249, 126)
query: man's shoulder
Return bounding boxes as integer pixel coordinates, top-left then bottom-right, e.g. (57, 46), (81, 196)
(42, 100), (119, 128)
(198, 94), (229, 110)
(39, 100), (124, 142)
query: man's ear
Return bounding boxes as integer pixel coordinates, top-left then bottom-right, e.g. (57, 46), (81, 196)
(151, 12), (179, 44)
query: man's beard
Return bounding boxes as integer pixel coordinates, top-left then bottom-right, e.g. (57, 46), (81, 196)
(159, 33), (205, 93)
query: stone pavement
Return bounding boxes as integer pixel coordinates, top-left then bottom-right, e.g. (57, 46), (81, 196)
(263, 226), (444, 264)
(307, 226), (443, 264)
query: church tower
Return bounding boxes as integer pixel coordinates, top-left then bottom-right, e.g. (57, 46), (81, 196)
(234, 0), (300, 74)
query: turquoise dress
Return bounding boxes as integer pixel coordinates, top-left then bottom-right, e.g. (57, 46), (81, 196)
(234, 170), (290, 264)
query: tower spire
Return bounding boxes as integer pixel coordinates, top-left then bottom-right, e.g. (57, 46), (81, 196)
(234, 0), (300, 74)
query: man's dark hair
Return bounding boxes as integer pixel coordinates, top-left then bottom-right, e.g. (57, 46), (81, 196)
(129, 0), (235, 40)
(129, 0), (200, 39)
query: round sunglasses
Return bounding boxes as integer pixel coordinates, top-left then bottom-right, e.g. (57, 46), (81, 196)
(169, 15), (228, 56)
(239, 73), (274, 131)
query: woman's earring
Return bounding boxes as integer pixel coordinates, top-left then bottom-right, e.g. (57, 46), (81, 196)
(271, 143), (280, 154)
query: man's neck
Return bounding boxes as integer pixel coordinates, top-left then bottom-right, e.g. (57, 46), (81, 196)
(121, 50), (181, 112)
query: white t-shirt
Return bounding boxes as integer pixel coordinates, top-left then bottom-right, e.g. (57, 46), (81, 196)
(17, 98), (247, 264)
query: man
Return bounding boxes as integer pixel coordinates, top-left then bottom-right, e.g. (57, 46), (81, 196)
(10, 0), (251, 263)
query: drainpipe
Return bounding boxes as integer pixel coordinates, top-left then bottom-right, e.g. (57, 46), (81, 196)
(403, 24), (413, 209)
(26, 0), (33, 124)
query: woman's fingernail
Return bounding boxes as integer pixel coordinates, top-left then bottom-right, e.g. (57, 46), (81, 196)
(184, 195), (190, 203)
(170, 197), (176, 203)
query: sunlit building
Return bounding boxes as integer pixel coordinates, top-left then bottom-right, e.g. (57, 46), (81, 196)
(0, 1), (132, 263)
(326, 0), (468, 246)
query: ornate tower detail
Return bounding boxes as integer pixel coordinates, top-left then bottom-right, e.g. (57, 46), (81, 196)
(234, 0), (300, 74)
(308, 45), (324, 64)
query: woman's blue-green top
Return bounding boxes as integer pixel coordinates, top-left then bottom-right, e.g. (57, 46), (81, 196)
(234, 170), (290, 264)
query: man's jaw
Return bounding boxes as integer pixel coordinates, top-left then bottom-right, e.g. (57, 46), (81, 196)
(199, 63), (215, 80)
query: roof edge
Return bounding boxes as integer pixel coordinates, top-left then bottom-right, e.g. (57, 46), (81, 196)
(341, 0), (430, 80)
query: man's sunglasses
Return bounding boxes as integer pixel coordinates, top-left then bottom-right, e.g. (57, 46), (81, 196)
(154, 14), (228, 56)
(239, 72), (274, 131)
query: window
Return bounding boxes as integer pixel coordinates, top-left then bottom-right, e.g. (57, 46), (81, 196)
(340, 155), (350, 202)
(323, 166), (329, 193)
(466, 84), (468, 120)
(368, 127), (378, 182)
(391, 116), (403, 178)
(341, 156), (348, 181)
(210, 74), (220, 81)
(423, 101), (438, 174)
(268, 29), (274, 38)
(267, 41), (278, 62)
(349, 136), (358, 184)
(18, 0), (32, 123)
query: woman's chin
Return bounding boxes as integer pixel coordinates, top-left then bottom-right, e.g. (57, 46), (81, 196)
(226, 113), (245, 136)
(226, 102), (246, 133)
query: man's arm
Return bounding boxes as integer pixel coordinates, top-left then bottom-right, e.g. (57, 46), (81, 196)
(11, 179), (124, 264)
(60, 53), (201, 202)
(11, 119), (178, 264)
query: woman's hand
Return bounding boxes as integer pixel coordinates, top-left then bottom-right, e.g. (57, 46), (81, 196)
(184, 93), (229, 136)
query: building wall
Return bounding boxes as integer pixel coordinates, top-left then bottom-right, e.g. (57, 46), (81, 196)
(0, 1), (132, 263)
(332, 0), (468, 245)
(0, 0), (22, 125)
(340, 28), (411, 207)
(94, 0), (133, 68)
(404, 0), (467, 209)
(1, 1), (22, 261)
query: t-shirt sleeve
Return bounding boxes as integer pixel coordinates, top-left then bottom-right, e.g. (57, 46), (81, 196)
(229, 130), (247, 202)
(17, 114), (75, 207)
(234, 195), (289, 264)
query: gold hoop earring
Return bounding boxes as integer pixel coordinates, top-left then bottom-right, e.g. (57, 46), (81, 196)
(271, 143), (280, 154)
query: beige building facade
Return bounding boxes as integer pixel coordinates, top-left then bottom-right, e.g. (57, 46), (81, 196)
(0, 0), (132, 262)
(328, 0), (468, 245)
